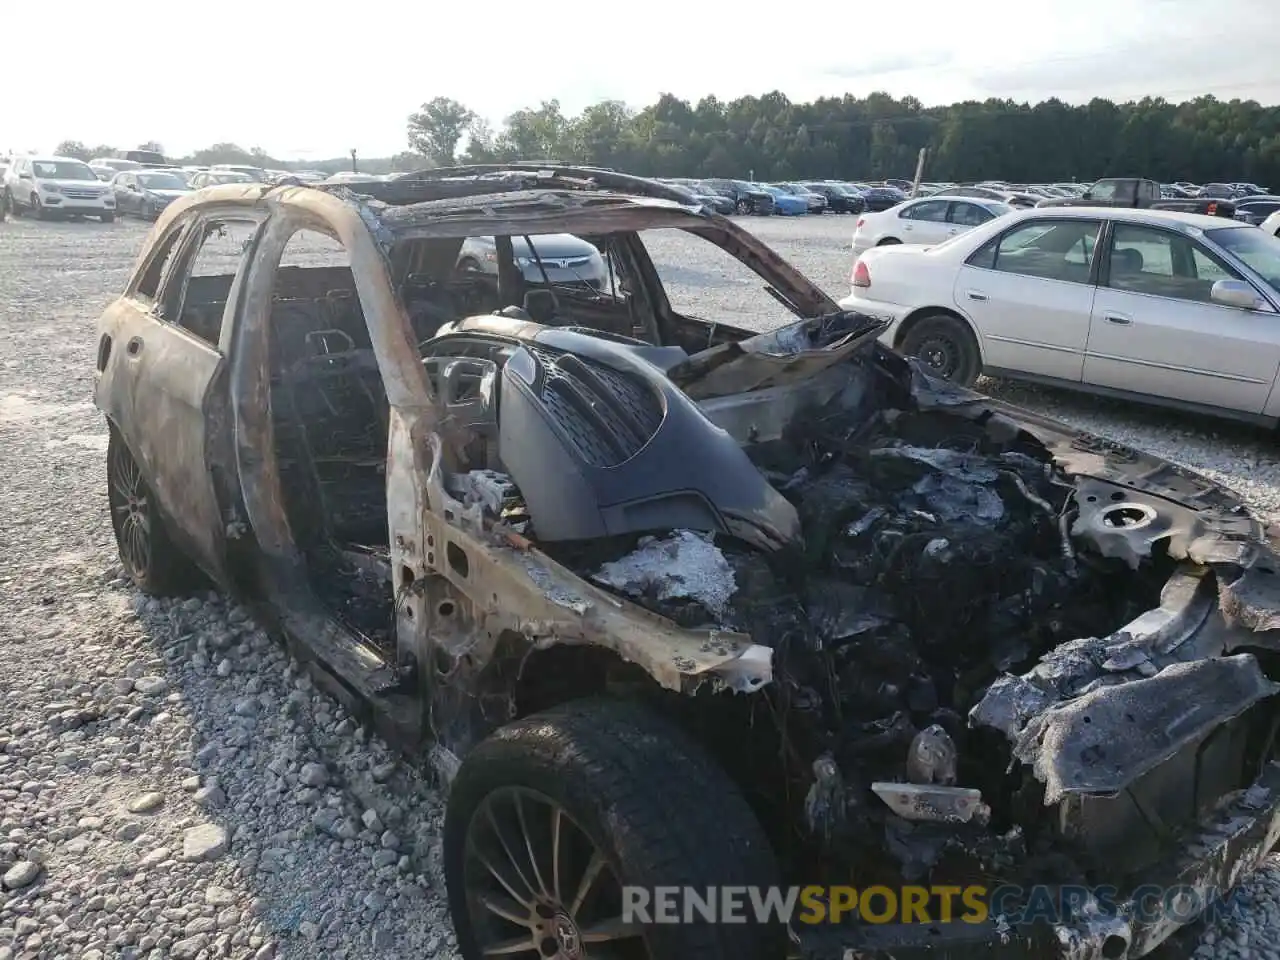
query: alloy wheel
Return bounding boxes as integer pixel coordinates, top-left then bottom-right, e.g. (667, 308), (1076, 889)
(110, 440), (152, 578)
(463, 786), (647, 959)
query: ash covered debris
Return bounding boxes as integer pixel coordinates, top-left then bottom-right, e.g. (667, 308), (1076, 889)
(592, 530), (738, 619)
(576, 398), (1171, 878)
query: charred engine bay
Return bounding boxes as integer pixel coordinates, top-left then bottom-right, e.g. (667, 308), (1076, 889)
(573, 405), (1173, 884)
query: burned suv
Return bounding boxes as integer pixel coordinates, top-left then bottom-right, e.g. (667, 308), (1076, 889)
(95, 164), (1280, 960)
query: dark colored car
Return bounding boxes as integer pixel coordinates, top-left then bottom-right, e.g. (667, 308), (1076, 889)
(1201, 182), (1237, 199)
(125, 149), (168, 168)
(672, 179), (736, 215)
(93, 161), (1280, 960)
(1038, 177), (1239, 218)
(860, 185), (908, 211)
(112, 169), (193, 220)
(702, 177), (776, 215)
(1232, 196), (1280, 225)
(801, 182), (866, 214)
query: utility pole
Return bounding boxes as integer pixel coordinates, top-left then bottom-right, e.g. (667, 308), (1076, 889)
(350, 149), (358, 173)
(910, 147), (927, 198)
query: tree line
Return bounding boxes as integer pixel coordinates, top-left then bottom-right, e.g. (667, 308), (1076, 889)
(405, 91), (1280, 185)
(46, 89), (1280, 185)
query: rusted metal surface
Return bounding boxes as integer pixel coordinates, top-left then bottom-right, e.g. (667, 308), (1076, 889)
(97, 178), (782, 755)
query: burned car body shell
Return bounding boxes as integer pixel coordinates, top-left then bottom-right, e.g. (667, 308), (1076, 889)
(93, 165), (1280, 960)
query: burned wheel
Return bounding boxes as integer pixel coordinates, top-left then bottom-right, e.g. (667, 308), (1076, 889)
(899, 313), (981, 387)
(107, 431), (195, 595)
(461, 787), (644, 959)
(445, 699), (784, 960)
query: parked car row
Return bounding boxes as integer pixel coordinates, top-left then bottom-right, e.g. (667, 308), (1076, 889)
(657, 177), (900, 216)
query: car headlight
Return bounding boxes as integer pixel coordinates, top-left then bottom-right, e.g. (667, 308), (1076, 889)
(515, 257), (535, 267)
(39, 183), (60, 193)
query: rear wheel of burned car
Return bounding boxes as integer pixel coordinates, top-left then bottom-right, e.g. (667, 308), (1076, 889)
(898, 313), (981, 386)
(107, 430), (195, 595)
(445, 699), (785, 960)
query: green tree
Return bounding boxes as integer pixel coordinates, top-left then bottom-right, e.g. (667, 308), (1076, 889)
(461, 119), (499, 164)
(496, 100), (569, 160)
(54, 141), (92, 161)
(403, 90), (1280, 186)
(406, 97), (477, 166)
(188, 143), (279, 166)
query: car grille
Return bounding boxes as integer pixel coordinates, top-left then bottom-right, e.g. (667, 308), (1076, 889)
(63, 189), (102, 200)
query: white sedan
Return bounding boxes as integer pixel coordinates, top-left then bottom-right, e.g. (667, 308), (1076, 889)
(850, 195), (1013, 257)
(839, 206), (1280, 424)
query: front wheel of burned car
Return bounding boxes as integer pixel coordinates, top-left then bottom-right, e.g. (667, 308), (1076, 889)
(444, 698), (786, 960)
(107, 430), (197, 595)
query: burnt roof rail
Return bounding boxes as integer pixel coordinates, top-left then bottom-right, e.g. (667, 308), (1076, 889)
(389, 163), (701, 206)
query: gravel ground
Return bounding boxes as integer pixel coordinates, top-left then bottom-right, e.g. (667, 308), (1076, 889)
(2, 211), (1279, 960)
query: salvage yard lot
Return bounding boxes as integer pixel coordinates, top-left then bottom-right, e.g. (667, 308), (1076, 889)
(3, 213), (1280, 959)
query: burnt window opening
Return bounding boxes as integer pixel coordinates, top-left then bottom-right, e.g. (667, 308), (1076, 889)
(133, 220), (188, 302)
(160, 217), (261, 348)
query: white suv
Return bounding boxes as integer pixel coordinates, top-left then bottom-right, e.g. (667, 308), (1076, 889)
(4, 156), (117, 222)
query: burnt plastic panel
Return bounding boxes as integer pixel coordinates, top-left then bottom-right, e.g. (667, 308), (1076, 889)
(496, 327), (802, 552)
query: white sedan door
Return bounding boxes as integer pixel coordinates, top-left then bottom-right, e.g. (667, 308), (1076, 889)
(1082, 222), (1280, 415)
(952, 217), (1102, 382)
(891, 198), (957, 246)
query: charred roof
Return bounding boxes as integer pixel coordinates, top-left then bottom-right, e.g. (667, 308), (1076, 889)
(315, 162), (703, 210)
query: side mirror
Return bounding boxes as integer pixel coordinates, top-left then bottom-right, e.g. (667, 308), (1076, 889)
(1210, 279), (1263, 310)
(18, 172), (31, 180)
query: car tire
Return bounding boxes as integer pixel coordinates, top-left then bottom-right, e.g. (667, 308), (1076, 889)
(107, 430), (198, 595)
(8, 192), (21, 218)
(444, 698), (785, 960)
(899, 313), (982, 387)
(100, 213), (115, 223)
(31, 194), (47, 220)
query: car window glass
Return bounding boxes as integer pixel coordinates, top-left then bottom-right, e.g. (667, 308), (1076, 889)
(644, 228), (795, 330)
(986, 219), (1100, 283)
(1190, 246), (1234, 284)
(950, 203), (991, 226)
(1106, 224), (1237, 303)
(902, 200), (948, 222)
(160, 218), (260, 347)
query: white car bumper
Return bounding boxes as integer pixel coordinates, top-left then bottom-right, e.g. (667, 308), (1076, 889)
(838, 290), (913, 347)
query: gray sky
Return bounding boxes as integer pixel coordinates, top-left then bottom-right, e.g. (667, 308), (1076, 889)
(7, 0), (1276, 161)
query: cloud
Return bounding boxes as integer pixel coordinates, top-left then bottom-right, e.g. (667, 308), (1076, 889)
(817, 51), (957, 82)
